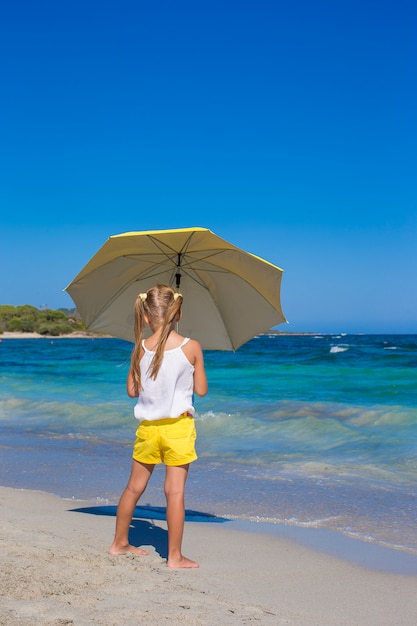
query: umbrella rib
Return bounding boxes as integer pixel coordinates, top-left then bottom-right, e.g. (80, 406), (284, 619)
(123, 248), (232, 271)
(121, 246), (264, 292)
(121, 234), (236, 291)
(146, 232), (196, 262)
(120, 246), (277, 304)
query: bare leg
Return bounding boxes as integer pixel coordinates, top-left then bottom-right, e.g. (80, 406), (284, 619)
(165, 464), (199, 568)
(109, 460), (154, 555)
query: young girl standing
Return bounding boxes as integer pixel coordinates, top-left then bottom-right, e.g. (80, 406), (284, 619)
(109, 284), (208, 568)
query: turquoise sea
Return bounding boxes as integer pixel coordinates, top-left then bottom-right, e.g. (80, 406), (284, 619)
(1, 334), (417, 561)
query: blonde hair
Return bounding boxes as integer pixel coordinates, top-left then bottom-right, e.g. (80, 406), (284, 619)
(130, 284), (183, 393)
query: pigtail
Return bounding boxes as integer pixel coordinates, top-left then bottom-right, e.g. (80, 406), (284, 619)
(130, 293), (148, 393)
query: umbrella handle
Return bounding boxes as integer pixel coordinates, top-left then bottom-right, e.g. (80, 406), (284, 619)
(175, 253), (182, 289)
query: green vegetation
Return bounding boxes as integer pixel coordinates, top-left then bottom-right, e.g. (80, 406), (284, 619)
(0, 305), (87, 336)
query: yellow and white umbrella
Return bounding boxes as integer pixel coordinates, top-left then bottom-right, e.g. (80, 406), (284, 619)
(65, 227), (286, 350)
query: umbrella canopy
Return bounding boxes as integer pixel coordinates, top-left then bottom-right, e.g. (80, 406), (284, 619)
(65, 227), (287, 350)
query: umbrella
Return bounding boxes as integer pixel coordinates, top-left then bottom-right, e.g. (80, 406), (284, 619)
(65, 227), (287, 350)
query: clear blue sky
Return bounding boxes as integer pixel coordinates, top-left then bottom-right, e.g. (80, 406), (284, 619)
(1, 1), (416, 333)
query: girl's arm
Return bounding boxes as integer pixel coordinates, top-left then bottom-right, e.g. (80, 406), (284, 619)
(126, 369), (139, 398)
(187, 340), (208, 397)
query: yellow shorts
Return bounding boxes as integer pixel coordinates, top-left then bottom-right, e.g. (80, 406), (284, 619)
(132, 415), (197, 466)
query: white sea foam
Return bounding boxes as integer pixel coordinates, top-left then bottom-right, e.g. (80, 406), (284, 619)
(330, 345), (349, 353)
(282, 515), (343, 528)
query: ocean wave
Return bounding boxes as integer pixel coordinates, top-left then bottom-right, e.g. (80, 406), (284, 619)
(329, 345), (349, 353)
(0, 395), (134, 440)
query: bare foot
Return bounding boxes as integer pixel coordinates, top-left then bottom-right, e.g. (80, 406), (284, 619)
(108, 543), (149, 556)
(167, 555), (199, 569)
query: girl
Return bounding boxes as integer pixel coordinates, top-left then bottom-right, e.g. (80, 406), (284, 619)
(109, 284), (208, 568)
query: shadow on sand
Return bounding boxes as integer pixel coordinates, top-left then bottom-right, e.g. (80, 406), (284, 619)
(70, 505), (229, 561)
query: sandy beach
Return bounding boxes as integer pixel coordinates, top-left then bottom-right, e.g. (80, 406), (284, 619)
(1, 487), (417, 626)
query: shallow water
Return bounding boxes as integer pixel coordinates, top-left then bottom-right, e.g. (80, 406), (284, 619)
(1, 334), (416, 555)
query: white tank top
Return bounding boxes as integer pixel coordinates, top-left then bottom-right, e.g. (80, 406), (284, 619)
(133, 338), (195, 422)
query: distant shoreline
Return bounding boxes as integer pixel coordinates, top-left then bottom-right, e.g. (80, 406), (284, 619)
(0, 331), (106, 339)
(0, 331), (322, 340)
(2, 331), (414, 340)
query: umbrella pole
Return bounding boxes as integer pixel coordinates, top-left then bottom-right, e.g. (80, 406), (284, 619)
(175, 254), (182, 333)
(175, 253), (182, 290)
